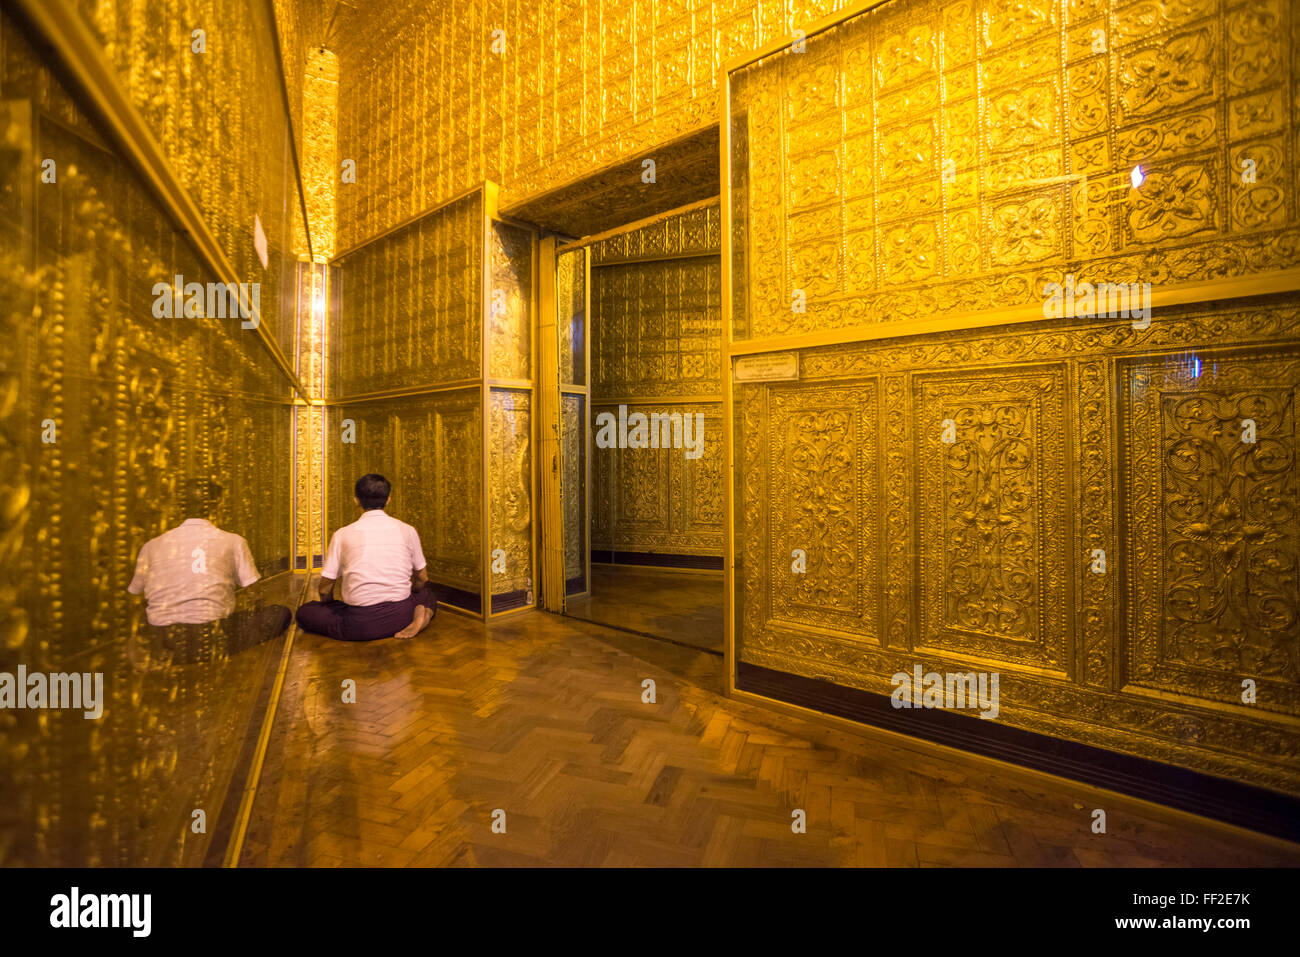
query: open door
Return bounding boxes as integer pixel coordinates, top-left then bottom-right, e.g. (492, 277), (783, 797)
(538, 238), (590, 611)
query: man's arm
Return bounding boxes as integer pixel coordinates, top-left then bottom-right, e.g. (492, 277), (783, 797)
(318, 530), (342, 601)
(408, 526), (429, 588)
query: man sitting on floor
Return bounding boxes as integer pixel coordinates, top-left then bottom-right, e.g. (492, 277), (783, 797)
(295, 473), (439, 642)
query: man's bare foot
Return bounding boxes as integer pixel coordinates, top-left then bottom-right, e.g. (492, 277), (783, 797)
(393, 604), (432, 640)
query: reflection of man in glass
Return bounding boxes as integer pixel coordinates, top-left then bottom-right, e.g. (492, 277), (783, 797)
(295, 474), (439, 641)
(128, 478), (289, 663)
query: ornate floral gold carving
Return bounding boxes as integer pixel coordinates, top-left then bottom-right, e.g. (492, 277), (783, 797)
(490, 389), (532, 605)
(915, 368), (1069, 672)
(489, 222), (532, 381)
(560, 393), (585, 587)
(740, 297), (1300, 793)
(729, 0), (1300, 340)
(1123, 350), (1299, 713)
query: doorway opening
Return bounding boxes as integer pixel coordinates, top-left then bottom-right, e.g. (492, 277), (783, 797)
(511, 126), (724, 654)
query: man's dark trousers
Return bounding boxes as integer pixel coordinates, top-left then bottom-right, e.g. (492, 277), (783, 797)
(295, 583), (439, 641)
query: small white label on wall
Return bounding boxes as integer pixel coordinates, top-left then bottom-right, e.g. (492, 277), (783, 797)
(733, 352), (799, 383)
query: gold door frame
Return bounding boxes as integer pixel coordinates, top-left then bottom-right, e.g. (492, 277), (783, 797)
(539, 240), (593, 611)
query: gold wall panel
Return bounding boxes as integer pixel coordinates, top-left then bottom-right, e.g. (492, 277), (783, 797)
(331, 191), (483, 397)
(303, 46), (339, 264)
(589, 204), (725, 559)
(489, 221), (533, 381)
(592, 256), (722, 398)
(743, 383), (880, 642)
(74, 0), (312, 357)
(592, 403), (724, 557)
(557, 246), (586, 387)
(1122, 348), (1300, 715)
(728, 0), (1300, 339)
(915, 366), (1071, 674)
(736, 293), (1300, 794)
(331, 0), (837, 251)
(589, 199), (722, 265)
(490, 389), (533, 607)
(327, 391), (483, 601)
(1, 7), (300, 864)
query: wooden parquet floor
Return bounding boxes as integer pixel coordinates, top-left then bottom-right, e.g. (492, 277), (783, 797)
(240, 604), (1300, 867)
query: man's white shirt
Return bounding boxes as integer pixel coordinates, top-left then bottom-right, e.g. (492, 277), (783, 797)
(322, 509), (427, 606)
(128, 518), (260, 626)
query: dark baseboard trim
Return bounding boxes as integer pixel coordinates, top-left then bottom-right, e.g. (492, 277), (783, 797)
(434, 583), (481, 615)
(564, 576), (586, 596)
(737, 662), (1300, 844)
(491, 588), (531, 614)
(591, 549), (724, 570)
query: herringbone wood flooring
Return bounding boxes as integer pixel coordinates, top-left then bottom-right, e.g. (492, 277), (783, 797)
(241, 603), (1300, 867)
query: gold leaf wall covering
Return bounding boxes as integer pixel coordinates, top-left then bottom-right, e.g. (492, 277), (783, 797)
(327, 393), (483, 604)
(589, 203), (724, 559)
(330, 0), (852, 252)
(728, 0), (1300, 339)
(490, 389), (533, 608)
(1, 6), (303, 864)
(331, 191), (483, 397)
(490, 220), (532, 381)
(561, 392), (587, 585)
(74, 0), (310, 357)
(735, 295), (1300, 793)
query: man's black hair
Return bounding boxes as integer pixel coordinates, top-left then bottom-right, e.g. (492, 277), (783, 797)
(355, 473), (391, 510)
(181, 477), (224, 516)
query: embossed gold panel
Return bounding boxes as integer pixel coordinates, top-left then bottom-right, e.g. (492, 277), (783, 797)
(561, 392), (587, 589)
(728, 0), (1300, 340)
(736, 296), (1300, 794)
(489, 222), (532, 381)
(745, 382), (881, 645)
(914, 366), (1071, 675)
(592, 403), (725, 558)
(331, 191), (483, 397)
(490, 389), (533, 609)
(1122, 348), (1300, 715)
(331, 0), (784, 251)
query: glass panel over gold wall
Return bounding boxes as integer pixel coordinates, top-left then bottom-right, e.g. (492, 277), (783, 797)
(0, 4), (305, 865)
(726, 0), (1300, 797)
(489, 389), (533, 613)
(330, 191), (483, 398)
(556, 248), (589, 599)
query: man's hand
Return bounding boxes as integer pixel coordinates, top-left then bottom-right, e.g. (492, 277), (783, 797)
(318, 576), (337, 601)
